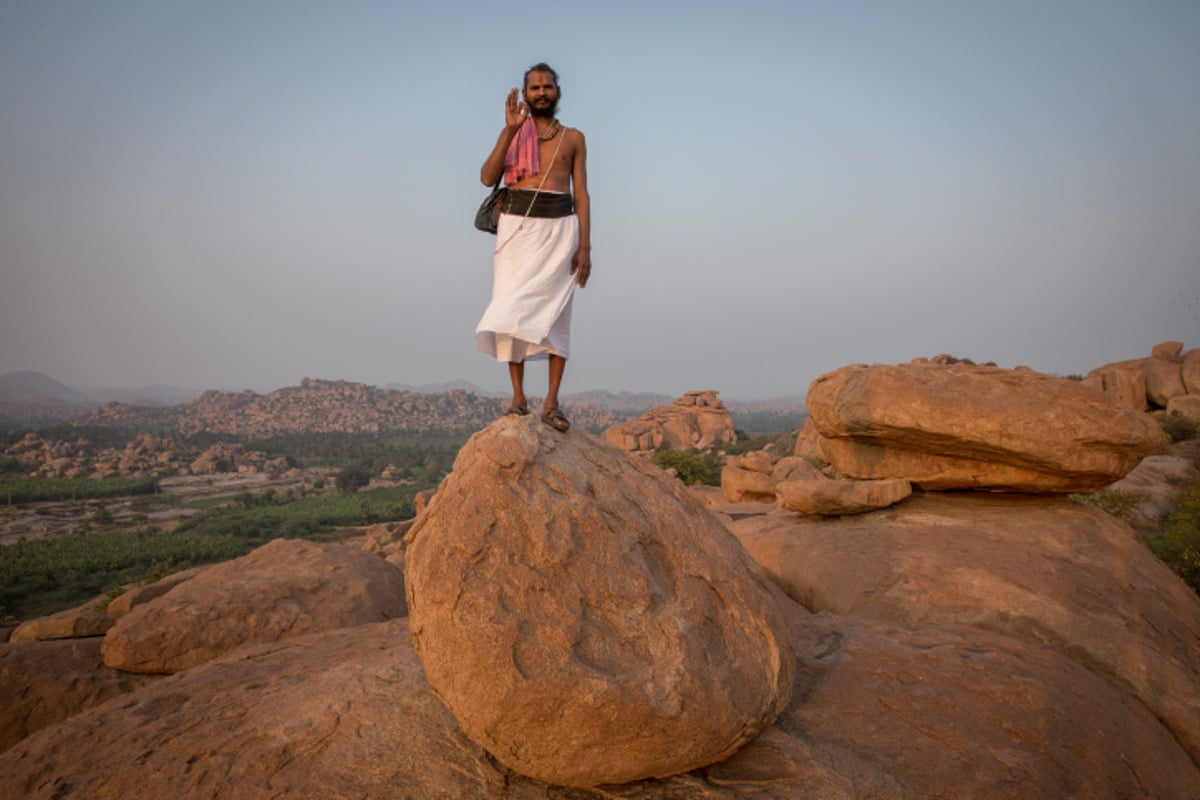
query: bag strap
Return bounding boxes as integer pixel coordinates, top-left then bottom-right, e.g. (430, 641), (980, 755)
(496, 126), (567, 253)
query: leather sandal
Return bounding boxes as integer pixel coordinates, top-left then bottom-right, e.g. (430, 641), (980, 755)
(505, 403), (530, 416)
(541, 407), (570, 432)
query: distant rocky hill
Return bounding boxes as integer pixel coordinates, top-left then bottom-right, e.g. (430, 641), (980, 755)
(64, 378), (632, 438)
(0, 371), (96, 429)
(2, 369), (807, 436)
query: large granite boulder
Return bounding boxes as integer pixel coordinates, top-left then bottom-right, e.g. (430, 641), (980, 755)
(101, 538), (406, 674)
(727, 492), (1200, 765)
(406, 415), (796, 787)
(1145, 355), (1188, 407)
(808, 363), (1160, 492)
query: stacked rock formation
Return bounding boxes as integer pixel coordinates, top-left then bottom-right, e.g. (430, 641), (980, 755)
(722, 358), (1162, 512)
(807, 361), (1161, 492)
(1085, 340), (1200, 421)
(603, 390), (737, 453)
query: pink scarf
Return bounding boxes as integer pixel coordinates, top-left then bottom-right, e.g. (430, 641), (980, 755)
(503, 117), (539, 185)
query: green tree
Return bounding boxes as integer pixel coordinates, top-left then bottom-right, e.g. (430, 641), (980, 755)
(336, 464), (371, 495)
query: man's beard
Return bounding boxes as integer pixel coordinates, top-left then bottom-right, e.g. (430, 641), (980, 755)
(529, 95), (559, 118)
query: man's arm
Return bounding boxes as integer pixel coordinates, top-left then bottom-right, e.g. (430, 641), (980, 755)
(570, 129), (591, 288)
(481, 88), (526, 186)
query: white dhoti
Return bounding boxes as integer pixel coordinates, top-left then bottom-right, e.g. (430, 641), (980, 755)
(475, 209), (579, 362)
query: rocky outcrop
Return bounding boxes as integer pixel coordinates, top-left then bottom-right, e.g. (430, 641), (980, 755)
(728, 492), (1200, 765)
(808, 362), (1160, 492)
(720, 452), (779, 503)
(1086, 340), (1198, 412)
(0, 622), (559, 800)
(406, 415), (796, 787)
(0, 638), (156, 755)
(721, 452), (829, 504)
(603, 390), (737, 453)
(4, 606), (1198, 798)
(101, 539), (406, 674)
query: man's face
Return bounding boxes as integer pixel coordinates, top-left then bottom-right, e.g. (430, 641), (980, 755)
(523, 71), (559, 118)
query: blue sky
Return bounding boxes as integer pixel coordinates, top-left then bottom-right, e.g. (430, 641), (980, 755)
(2, 1), (1198, 400)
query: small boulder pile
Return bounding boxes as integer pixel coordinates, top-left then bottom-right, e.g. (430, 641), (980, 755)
(603, 390), (737, 453)
(1085, 339), (1200, 422)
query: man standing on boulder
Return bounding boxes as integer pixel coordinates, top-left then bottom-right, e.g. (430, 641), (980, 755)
(475, 62), (591, 433)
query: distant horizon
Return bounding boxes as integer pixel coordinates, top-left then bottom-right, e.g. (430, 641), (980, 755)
(1, 367), (812, 406)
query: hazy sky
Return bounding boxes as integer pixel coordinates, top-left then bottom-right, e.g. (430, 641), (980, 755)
(2, 1), (1198, 400)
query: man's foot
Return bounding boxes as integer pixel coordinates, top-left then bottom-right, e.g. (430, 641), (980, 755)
(505, 403), (530, 416)
(541, 406), (570, 432)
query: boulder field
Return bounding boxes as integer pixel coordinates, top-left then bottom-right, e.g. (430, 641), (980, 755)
(2, 354), (1199, 798)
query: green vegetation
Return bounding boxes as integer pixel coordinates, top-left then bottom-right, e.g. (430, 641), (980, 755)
(650, 449), (723, 486)
(649, 429), (800, 487)
(1161, 411), (1199, 443)
(335, 463), (373, 494)
(723, 429), (799, 457)
(243, 432), (464, 474)
(728, 411), (807, 437)
(1146, 481), (1200, 595)
(1, 476), (158, 505)
(0, 528), (244, 621)
(1073, 488), (1148, 523)
(1076, 410), (1200, 596)
(172, 485), (419, 550)
(1, 484), (429, 622)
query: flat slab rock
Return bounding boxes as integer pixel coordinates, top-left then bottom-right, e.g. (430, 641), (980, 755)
(775, 477), (912, 515)
(405, 415), (797, 787)
(807, 363), (1161, 491)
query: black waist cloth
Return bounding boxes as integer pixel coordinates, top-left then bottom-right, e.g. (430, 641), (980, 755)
(504, 189), (574, 218)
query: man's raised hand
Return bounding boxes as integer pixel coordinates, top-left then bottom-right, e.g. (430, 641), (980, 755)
(505, 88), (528, 130)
